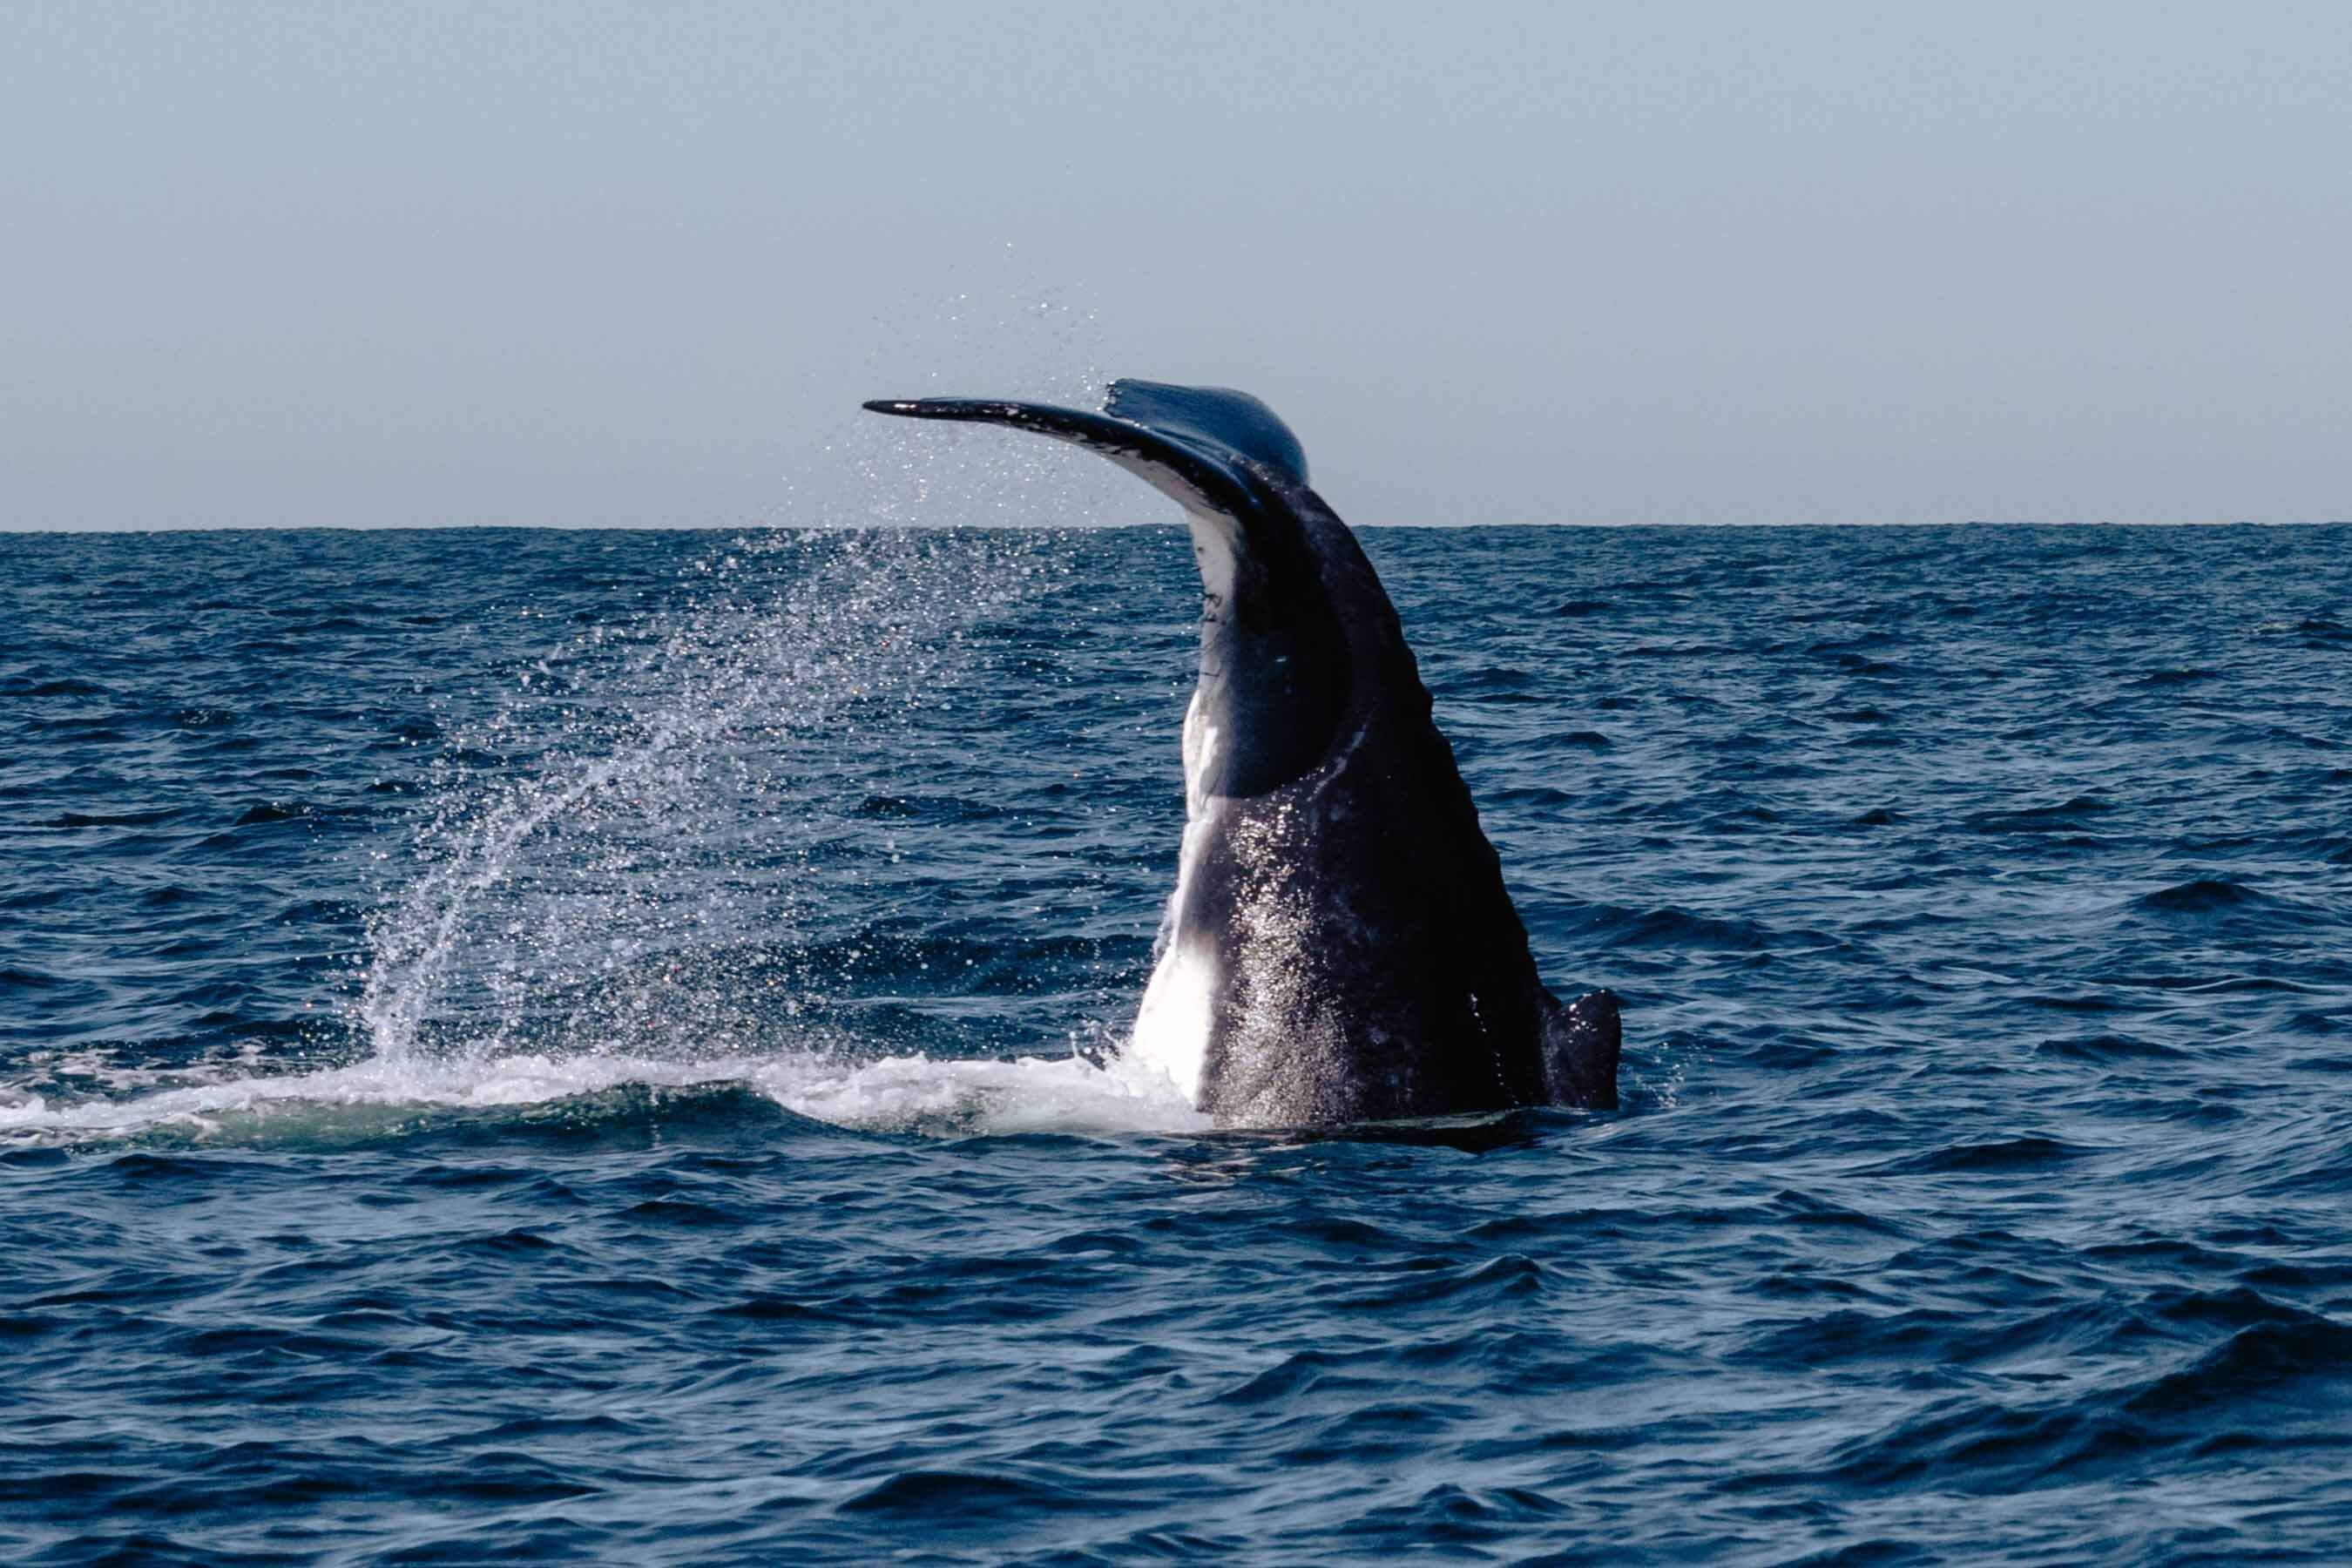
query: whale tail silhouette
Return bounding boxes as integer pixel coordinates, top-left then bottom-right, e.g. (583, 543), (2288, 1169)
(862, 382), (1286, 525)
(864, 379), (1624, 1124)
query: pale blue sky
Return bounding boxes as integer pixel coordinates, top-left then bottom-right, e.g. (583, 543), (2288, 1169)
(3, 2), (2346, 529)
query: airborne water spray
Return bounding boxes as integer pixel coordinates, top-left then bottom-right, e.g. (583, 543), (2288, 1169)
(346, 348), (1208, 1136)
(355, 527), (1063, 1071)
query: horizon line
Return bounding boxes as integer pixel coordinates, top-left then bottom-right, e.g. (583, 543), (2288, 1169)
(5, 517), (2349, 538)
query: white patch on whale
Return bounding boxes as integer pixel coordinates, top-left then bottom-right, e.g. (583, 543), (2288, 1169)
(1129, 936), (1214, 1106)
(1127, 730), (1221, 1105)
(1125, 672), (1233, 1106)
(1183, 505), (1240, 625)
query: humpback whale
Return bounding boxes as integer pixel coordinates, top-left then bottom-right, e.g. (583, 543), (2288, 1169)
(864, 380), (1619, 1125)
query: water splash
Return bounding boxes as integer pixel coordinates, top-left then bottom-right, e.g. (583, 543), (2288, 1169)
(1, 348), (1220, 1146)
(340, 395), (1201, 1139)
(0, 513), (1216, 1150)
(357, 527), (1067, 1071)
(0, 1044), (1205, 1146)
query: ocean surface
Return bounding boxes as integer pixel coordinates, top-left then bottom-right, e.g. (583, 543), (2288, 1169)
(3, 521), (2349, 1563)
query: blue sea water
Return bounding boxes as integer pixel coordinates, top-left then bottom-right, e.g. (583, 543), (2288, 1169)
(3, 521), (2349, 1563)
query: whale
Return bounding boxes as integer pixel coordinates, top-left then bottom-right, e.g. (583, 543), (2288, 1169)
(864, 380), (1619, 1125)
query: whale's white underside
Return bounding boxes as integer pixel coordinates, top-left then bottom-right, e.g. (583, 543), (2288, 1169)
(1125, 501), (1242, 1112)
(1127, 676), (1221, 1105)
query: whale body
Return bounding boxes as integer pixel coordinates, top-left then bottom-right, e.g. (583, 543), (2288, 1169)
(864, 380), (1619, 1125)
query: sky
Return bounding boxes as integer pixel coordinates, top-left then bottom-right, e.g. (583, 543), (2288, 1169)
(3, 2), (2347, 530)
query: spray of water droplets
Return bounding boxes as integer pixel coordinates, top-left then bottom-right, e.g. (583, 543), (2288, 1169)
(357, 527), (1066, 1070)
(342, 366), (1208, 1136)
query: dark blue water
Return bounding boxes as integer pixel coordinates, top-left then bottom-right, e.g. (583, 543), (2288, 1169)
(4, 523), (2349, 1563)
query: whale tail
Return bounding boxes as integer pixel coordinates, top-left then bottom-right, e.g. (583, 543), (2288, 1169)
(865, 379), (1625, 1125)
(862, 381), (1303, 532)
(1542, 990), (1620, 1110)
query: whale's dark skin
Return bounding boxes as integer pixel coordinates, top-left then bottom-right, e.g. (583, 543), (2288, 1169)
(864, 380), (1619, 1125)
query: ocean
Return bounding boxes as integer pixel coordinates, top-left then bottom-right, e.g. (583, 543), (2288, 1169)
(3, 521), (2349, 1562)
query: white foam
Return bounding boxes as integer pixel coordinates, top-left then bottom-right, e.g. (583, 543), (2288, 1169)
(0, 1040), (1210, 1147)
(768, 1047), (1208, 1137)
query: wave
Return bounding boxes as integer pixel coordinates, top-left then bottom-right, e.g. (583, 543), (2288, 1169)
(2130, 877), (2322, 929)
(2033, 1032), (2189, 1064)
(1967, 795), (2113, 833)
(1571, 902), (1835, 954)
(1793, 1288), (2352, 1496)
(1864, 1134), (2099, 1175)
